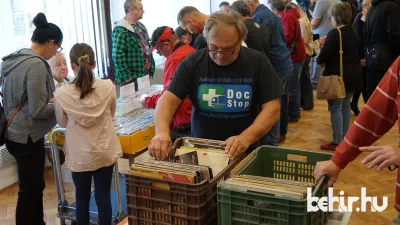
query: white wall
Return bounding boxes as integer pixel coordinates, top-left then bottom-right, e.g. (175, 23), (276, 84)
(210, 0), (235, 13)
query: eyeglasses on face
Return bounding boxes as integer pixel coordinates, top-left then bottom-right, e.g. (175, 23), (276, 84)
(208, 39), (240, 55)
(155, 41), (169, 56)
(55, 43), (63, 53)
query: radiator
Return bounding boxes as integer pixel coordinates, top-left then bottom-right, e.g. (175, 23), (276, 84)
(0, 145), (15, 167)
(0, 145), (18, 190)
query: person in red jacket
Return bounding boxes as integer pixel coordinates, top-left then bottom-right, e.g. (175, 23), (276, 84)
(141, 26), (195, 141)
(268, 0), (307, 126)
(314, 56), (400, 224)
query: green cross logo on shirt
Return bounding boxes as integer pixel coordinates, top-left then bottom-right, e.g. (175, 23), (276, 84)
(199, 85), (225, 110)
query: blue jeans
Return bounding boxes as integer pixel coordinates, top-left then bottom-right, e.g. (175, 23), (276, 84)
(72, 164), (114, 225)
(288, 61), (304, 118)
(328, 92), (353, 144)
(262, 69), (293, 146)
(311, 57), (323, 88)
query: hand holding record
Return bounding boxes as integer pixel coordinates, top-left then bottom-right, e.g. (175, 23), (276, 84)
(149, 132), (172, 161)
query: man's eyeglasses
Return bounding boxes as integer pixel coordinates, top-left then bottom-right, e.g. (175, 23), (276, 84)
(55, 43), (63, 53)
(155, 41), (169, 56)
(208, 39), (240, 55)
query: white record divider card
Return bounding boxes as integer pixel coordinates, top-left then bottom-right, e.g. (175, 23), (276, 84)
(121, 99), (142, 115)
(137, 75), (151, 91)
(120, 82), (136, 98)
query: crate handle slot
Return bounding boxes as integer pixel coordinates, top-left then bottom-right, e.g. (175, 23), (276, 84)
(150, 181), (171, 191)
(287, 154), (307, 163)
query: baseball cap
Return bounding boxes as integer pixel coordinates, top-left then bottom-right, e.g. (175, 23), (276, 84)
(146, 26), (174, 55)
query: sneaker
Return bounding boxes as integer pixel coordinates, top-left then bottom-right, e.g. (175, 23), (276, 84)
(320, 142), (338, 151)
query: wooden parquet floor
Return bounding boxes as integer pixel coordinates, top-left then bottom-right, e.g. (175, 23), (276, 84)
(0, 92), (398, 225)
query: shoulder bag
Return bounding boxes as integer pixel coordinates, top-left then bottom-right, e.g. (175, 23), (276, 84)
(316, 27), (346, 100)
(0, 92), (27, 145)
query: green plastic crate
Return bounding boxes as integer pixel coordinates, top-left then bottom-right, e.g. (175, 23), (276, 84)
(218, 146), (333, 225)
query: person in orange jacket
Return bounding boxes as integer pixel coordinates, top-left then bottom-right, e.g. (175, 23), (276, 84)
(140, 26), (196, 141)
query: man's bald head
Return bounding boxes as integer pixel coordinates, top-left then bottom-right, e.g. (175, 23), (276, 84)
(48, 53), (69, 83)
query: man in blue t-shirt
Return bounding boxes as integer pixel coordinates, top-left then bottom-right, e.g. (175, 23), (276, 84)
(244, 0), (293, 145)
(148, 12), (285, 161)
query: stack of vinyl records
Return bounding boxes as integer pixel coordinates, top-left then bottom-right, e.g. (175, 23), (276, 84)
(114, 108), (154, 135)
(114, 85), (163, 135)
(131, 159), (213, 184)
(219, 175), (316, 200)
(130, 138), (230, 184)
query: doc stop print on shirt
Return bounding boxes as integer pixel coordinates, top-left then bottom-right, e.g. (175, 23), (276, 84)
(198, 84), (252, 112)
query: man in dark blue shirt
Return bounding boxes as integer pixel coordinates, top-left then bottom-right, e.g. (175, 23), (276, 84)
(148, 12), (285, 161)
(244, 0), (293, 145)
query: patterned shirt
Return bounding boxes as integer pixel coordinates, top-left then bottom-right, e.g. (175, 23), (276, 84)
(332, 56), (400, 212)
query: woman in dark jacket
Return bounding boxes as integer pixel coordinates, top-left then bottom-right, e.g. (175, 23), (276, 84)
(317, 2), (362, 151)
(350, 0), (371, 115)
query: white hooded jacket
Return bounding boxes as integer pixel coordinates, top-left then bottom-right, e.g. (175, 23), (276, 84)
(54, 79), (122, 172)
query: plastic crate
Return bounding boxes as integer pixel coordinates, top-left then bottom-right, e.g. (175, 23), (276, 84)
(126, 137), (241, 225)
(218, 146), (333, 225)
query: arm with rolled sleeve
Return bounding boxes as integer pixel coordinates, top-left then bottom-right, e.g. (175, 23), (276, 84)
(26, 61), (55, 119)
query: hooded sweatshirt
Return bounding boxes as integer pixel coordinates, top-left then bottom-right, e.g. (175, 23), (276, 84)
(54, 79), (122, 172)
(1, 48), (56, 144)
(364, 0), (400, 60)
(282, 8), (307, 63)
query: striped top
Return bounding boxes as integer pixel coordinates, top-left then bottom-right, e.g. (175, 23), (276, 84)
(331, 56), (400, 211)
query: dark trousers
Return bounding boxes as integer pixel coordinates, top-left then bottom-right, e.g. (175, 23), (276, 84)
(365, 66), (387, 101)
(352, 67), (368, 105)
(6, 136), (46, 225)
(300, 56), (314, 110)
(71, 164), (114, 225)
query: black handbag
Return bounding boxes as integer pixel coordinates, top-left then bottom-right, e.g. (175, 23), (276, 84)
(365, 45), (393, 69)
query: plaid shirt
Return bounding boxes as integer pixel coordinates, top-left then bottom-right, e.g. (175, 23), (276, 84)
(112, 20), (155, 83)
